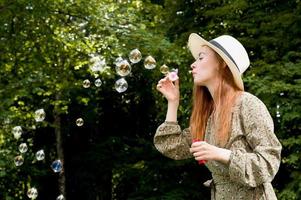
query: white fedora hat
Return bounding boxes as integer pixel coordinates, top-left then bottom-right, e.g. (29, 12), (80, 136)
(188, 33), (250, 90)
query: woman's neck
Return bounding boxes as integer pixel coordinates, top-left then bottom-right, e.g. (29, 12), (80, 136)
(206, 79), (236, 106)
(206, 79), (220, 103)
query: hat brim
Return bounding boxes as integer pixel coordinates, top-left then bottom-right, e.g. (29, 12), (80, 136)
(188, 33), (244, 91)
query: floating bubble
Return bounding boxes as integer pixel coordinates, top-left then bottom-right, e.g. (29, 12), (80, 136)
(19, 143), (28, 153)
(27, 187), (38, 199)
(115, 78), (128, 93)
(90, 64), (101, 72)
(116, 60), (131, 76)
(160, 64), (169, 75)
(144, 56), (156, 69)
(12, 126), (22, 140)
(95, 79), (102, 87)
(36, 150), (45, 161)
(90, 56), (106, 72)
(83, 79), (91, 88)
(56, 194), (65, 200)
(114, 56), (123, 66)
(14, 155), (24, 166)
(89, 55), (106, 72)
(129, 48), (142, 63)
(76, 118), (84, 126)
(34, 108), (46, 122)
(168, 69), (179, 81)
(51, 159), (63, 173)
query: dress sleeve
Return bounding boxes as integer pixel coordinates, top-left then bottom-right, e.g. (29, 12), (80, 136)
(153, 121), (193, 160)
(228, 94), (282, 187)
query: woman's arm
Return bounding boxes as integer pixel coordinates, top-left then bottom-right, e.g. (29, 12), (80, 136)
(155, 76), (193, 160)
(154, 122), (193, 160)
(228, 94), (282, 187)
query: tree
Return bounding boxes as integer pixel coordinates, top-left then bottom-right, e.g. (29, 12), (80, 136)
(1, 0), (300, 199)
(0, 0), (198, 199)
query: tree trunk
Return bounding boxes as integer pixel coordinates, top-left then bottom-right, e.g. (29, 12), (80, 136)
(54, 95), (66, 198)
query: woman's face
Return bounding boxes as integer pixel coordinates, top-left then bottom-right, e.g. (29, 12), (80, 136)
(190, 46), (224, 86)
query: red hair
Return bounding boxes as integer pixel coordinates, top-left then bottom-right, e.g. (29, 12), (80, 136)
(189, 50), (243, 147)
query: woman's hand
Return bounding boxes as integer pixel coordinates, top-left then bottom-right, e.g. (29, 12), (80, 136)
(156, 76), (180, 104)
(190, 141), (232, 165)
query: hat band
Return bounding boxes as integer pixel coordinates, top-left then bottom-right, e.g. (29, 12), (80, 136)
(209, 40), (240, 72)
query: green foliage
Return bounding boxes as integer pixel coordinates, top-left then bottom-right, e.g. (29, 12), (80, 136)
(0, 0), (300, 199)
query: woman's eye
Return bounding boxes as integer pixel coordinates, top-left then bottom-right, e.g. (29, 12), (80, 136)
(198, 57), (203, 60)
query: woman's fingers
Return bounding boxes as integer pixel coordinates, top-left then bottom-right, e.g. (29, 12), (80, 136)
(158, 78), (166, 85)
(191, 141), (206, 148)
(189, 146), (205, 153)
(190, 142), (211, 160)
(156, 77), (174, 91)
(174, 79), (179, 89)
(193, 151), (206, 157)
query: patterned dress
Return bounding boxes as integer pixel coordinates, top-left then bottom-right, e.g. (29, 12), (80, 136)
(153, 92), (282, 200)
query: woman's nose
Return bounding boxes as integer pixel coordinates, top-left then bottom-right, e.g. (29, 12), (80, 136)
(190, 63), (196, 69)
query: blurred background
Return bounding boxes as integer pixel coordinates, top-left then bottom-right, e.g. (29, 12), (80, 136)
(0, 0), (300, 199)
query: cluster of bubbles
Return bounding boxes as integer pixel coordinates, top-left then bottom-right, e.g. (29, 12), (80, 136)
(276, 103), (281, 123)
(11, 48), (178, 199)
(84, 48), (178, 94)
(12, 108), (65, 199)
(276, 92), (285, 123)
(78, 48), (178, 131)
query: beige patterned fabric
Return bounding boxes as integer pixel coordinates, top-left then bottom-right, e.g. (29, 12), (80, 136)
(153, 92), (282, 200)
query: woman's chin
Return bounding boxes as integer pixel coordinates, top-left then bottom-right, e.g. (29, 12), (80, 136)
(193, 79), (205, 86)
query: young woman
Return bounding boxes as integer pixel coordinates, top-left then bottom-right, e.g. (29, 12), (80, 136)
(154, 33), (282, 200)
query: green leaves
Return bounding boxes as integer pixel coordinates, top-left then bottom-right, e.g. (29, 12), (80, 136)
(1, 0), (301, 199)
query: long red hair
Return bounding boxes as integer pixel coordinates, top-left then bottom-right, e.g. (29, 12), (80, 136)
(189, 50), (243, 147)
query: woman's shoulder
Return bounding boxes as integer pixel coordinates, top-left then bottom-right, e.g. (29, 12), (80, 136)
(238, 91), (270, 114)
(239, 91), (264, 106)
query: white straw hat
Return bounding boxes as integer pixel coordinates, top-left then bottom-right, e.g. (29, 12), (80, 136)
(188, 33), (250, 90)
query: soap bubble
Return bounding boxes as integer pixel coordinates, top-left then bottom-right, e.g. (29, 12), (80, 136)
(160, 64), (169, 74)
(168, 69), (179, 81)
(14, 155), (24, 166)
(89, 55), (106, 72)
(115, 78), (128, 93)
(19, 143), (28, 153)
(83, 79), (91, 88)
(36, 150), (45, 161)
(116, 60), (131, 76)
(129, 48), (142, 63)
(56, 194), (65, 200)
(76, 118), (84, 126)
(12, 126), (22, 140)
(27, 187), (38, 199)
(51, 159), (63, 173)
(34, 108), (46, 122)
(114, 56), (123, 66)
(144, 56), (156, 69)
(276, 111), (281, 118)
(94, 78), (102, 87)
